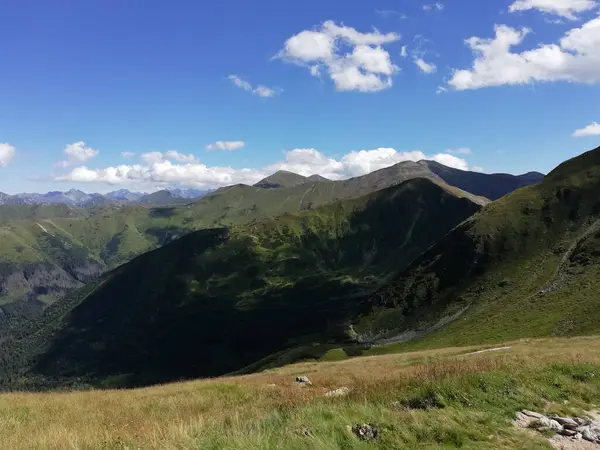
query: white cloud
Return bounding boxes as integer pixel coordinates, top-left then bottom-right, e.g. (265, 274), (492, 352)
(509, 0), (598, 20)
(141, 151), (199, 163)
(206, 141), (246, 151)
(471, 165), (485, 173)
(375, 9), (409, 19)
(276, 21), (401, 92)
(57, 141), (99, 167)
(414, 58), (437, 74)
(121, 152), (136, 158)
(0, 143), (16, 167)
(141, 152), (165, 163)
(165, 150), (199, 163)
(253, 85), (278, 98)
(447, 147), (472, 154)
(573, 121), (600, 136)
(228, 75), (280, 98)
(55, 147), (478, 189)
(447, 17), (600, 90)
(401, 46), (408, 57)
(423, 2), (444, 12)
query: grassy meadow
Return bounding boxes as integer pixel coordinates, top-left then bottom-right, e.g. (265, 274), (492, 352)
(1, 336), (600, 449)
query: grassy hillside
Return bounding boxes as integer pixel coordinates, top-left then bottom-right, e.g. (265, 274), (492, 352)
(0, 336), (599, 449)
(0, 161), (486, 320)
(420, 160), (545, 200)
(350, 145), (600, 350)
(0, 178), (482, 388)
(0, 158), (541, 326)
(0, 203), (204, 319)
(254, 170), (313, 188)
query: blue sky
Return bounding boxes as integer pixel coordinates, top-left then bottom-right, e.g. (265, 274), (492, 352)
(0, 0), (599, 194)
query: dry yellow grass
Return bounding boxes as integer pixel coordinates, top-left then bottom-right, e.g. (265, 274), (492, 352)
(1, 336), (599, 449)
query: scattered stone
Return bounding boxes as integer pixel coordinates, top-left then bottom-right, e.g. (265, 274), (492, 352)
(325, 387), (350, 398)
(517, 409), (600, 446)
(523, 410), (545, 419)
(352, 423), (379, 441)
(559, 428), (578, 437)
(582, 426), (600, 443)
(537, 417), (563, 432)
(577, 418), (593, 426)
(555, 417), (580, 430)
(298, 426), (312, 438)
(295, 376), (312, 386)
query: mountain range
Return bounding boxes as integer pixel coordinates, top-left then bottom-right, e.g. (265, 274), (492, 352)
(0, 188), (210, 208)
(0, 159), (539, 323)
(0, 150), (574, 389)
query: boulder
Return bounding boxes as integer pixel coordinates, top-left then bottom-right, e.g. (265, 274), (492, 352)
(522, 410), (544, 419)
(553, 416), (579, 430)
(538, 417), (562, 432)
(582, 426), (600, 443)
(295, 376), (312, 386)
(352, 424), (378, 441)
(325, 387), (350, 398)
(558, 428), (578, 437)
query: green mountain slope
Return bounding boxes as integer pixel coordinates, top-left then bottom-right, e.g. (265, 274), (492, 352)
(0, 159), (539, 324)
(354, 145), (600, 349)
(254, 170), (312, 188)
(0, 178), (482, 388)
(419, 160), (545, 200)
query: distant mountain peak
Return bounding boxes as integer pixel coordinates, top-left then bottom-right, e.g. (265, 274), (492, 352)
(307, 174), (331, 182)
(254, 171), (310, 189)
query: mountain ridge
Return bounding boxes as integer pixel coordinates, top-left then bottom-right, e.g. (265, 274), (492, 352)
(0, 160), (543, 333)
(351, 145), (600, 349)
(0, 177), (483, 388)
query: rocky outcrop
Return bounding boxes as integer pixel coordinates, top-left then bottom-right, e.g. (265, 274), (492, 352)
(516, 410), (600, 445)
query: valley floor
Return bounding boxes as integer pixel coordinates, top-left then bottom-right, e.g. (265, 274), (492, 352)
(1, 336), (600, 449)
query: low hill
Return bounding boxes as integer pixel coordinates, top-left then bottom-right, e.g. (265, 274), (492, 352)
(352, 145), (600, 349)
(0, 178), (482, 387)
(419, 160), (544, 200)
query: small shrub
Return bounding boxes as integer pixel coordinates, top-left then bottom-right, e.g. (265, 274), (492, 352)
(400, 390), (446, 410)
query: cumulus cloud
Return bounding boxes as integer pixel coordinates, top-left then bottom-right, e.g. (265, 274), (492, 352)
(228, 75), (280, 98)
(509, 0), (598, 20)
(0, 143), (16, 167)
(573, 121), (600, 136)
(141, 151), (199, 163)
(414, 58), (437, 74)
(57, 141), (99, 167)
(423, 2), (444, 12)
(447, 17), (600, 90)
(121, 152), (136, 158)
(276, 20), (401, 92)
(206, 141), (246, 151)
(55, 147), (478, 189)
(165, 150), (199, 163)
